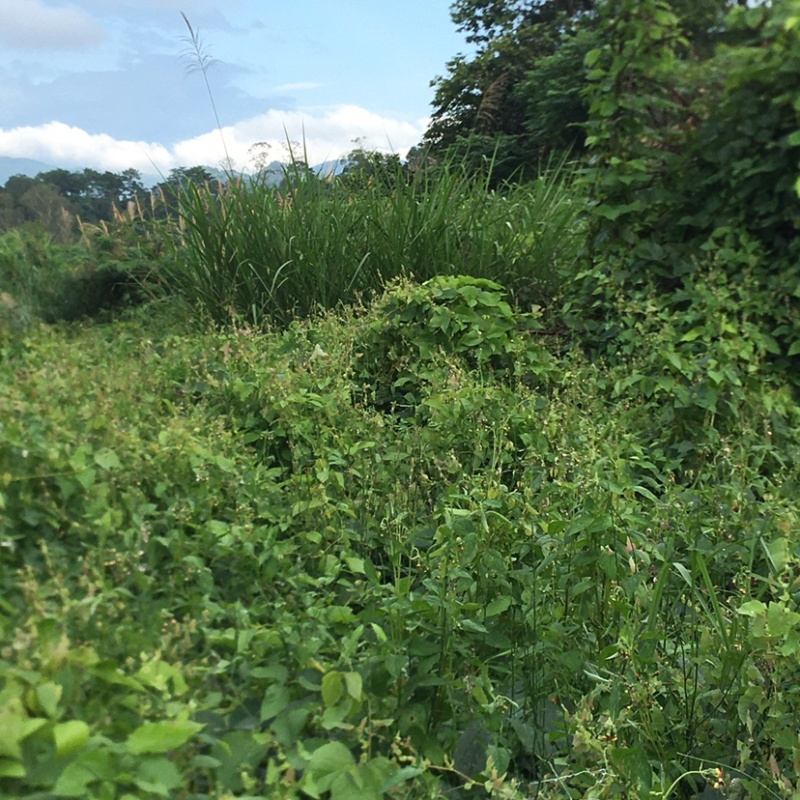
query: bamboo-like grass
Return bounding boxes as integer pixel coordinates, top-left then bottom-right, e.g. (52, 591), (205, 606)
(159, 155), (585, 329)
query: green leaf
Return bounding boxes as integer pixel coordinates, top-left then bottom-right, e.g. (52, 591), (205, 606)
(679, 328), (705, 342)
(135, 659), (188, 696)
(306, 741), (356, 796)
(673, 562), (692, 587)
(737, 600), (767, 617)
(370, 623), (387, 643)
(309, 741), (356, 773)
(779, 629), (800, 657)
(36, 682), (63, 718)
(359, 757), (400, 792)
(767, 603), (800, 637)
(271, 707), (310, 746)
(632, 485), (658, 502)
(75, 468), (97, 489)
(386, 766), (424, 792)
(93, 448), (122, 471)
(321, 672), (344, 708)
(585, 48), (603, 67)
(345, 557), (365, 574)
(764, 536), (791, 573)
(125, 720), (203, 755)
(321, 704), (351, 731)
(53, 720), (90, 758)
(485, 596), (512, 617)
(260, 684), (290, 721)
(0, 758), (25, 779)
(53, 761), (97, 797)
(133, 756), (183, 796)
(53, 749), (116, 796)
(610, 745), (652, 795)
(593, 202), (641, 220)
(0, 713), (48, 759)
(344, 671), (362, 701)
(460, 619), (488, 634)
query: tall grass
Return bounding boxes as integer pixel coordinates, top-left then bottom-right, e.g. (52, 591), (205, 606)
(159, 156), (585, 328)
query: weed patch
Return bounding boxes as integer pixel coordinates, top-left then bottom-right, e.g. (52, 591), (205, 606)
(2, 280), (798, 798)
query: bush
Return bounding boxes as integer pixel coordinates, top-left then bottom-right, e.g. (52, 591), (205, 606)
(0, 226), (159, 325)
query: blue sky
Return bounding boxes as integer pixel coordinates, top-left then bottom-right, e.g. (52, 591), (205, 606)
(0, 0), (470, 175)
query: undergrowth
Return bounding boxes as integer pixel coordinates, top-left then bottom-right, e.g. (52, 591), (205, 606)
(1, 4), (799, 794)
(1, 269), (799, 799)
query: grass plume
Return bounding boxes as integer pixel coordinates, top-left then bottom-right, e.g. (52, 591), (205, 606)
(180, 11), (233, 173)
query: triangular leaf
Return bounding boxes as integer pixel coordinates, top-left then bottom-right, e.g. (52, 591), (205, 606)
(94, 448), (122, 471)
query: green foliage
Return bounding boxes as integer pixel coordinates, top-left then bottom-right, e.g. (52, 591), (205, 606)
(160, 157), (584, 328)
(353, 275), (549, 412)
(426, 0), (750, 174)
(0, 228), (85, 324)
(2, 262), (800, 798)
(582, 0), (687, 235)
(575, 0), (800, 371)
(0, 167), (146, 237)
(677, 3), (800, 260)
(3, 8), (800, 791)
(0, 226), (159, 326)
(337, 146), (404, 193)
(519, 27), (595, 156)
(425, 17), (574, 176)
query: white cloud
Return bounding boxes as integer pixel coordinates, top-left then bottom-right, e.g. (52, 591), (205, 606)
(0, 0), (105, 50)
(0, 122), (174, 174)
(0, 107), (429, 175)
(209, 105), (428, 168)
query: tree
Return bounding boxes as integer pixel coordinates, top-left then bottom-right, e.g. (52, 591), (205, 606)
(423, 1), (600, 177)
(572, 0), (799, 370)
(423, 0), (760, 177)
(149, 166), (222, 219)
(450, 0), (595, 45)
(119, 169), (145, 205)
(4, 175), (37, 203)
(31, 168), (146, 223)
(0, 168), (148, 232)
(165, 166), (216, 187)
(338, 143), (403, 192)
(0, 188), (25, 232)
(37, 169), (88, 200)
(19, 183), (75, 242)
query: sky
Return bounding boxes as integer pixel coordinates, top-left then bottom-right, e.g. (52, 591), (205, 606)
(0, 0), (470, 177)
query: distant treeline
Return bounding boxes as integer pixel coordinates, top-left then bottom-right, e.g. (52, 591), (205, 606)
(0, 150), (408, 243)
(0, 165), (221, 241)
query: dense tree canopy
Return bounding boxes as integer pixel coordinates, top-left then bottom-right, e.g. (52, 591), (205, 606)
(423, 0), (760, 177)
(0, 168), (149, 238)
(0, 166), (226, 237)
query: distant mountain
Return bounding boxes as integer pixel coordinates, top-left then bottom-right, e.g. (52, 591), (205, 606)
(0, 157), (58, 185)
(315, 159), (346, 178)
